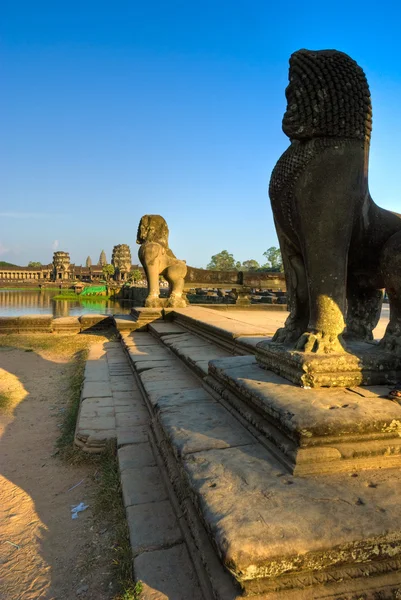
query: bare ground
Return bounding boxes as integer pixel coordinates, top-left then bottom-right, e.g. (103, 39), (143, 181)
(0, 334), (124, 600)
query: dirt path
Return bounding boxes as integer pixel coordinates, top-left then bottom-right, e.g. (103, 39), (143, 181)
(0, 337), (119, 600)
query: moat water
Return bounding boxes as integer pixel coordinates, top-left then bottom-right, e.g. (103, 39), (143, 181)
(0, 289), (135, 317)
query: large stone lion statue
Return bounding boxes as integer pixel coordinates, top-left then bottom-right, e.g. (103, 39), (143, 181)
(270, 49), (401, 354)
(136, 214), (188, 308)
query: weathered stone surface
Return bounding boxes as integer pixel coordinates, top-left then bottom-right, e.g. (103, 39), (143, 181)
(113, 315), (139, 332)
(121, 466), (167, 507)
(148, 322), (188, 337)
(133, 544), (203, 600)
(78, 416), (115, 431)
(118, 443), (156, 470)
(128, 350), (172, 363)
(113, 390), (143, 405)
(140, 367), (193, 383)
(156, 400), (255, 457)
(115, 409), (148, 428)
(256, 339), (401, 388)
(127, 500), (182, 554)
(183, 443), (401, 593)
(208, 355), (401, 473)
(52, 316), (81, 332)
(83, 364), (109, 382)
(110, 377), (137, 392)
(135, 360), (179, 373)
(82, 381), (112, 399)
(123, 332), (162, 346)
(79, 313), (113, 330)
(117, 425), (149, 447)
(155, 389), (213, 410)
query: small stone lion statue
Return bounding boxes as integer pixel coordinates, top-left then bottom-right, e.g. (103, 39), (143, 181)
(270, 49), (401, 354)
(136, 214), (188, 308)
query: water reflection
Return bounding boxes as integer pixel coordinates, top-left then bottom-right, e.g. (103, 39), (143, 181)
(0, 289), (134, 317)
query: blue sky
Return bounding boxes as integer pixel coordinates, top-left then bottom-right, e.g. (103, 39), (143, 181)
(2, 1), (401, 267)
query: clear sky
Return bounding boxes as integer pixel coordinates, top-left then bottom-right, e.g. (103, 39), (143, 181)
(2, 0), (401, 268)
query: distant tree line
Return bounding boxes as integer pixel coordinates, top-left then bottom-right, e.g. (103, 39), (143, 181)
(206, 247), (283, 272)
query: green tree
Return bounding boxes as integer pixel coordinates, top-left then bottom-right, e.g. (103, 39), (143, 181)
(207, 250), (238, 271)
(102, 263), (115, 280)
(241, 259), (260, 271)
(262, 247), (283, 272)
(28, 261), (42, 267)
(129, 269), (142, 283)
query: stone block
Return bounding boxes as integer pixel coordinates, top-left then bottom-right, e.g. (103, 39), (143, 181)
(155, 388), (213, 410)
(126, 500), (182, 555)
(256, 339), (401, 388)
(118, 443), (156, 470)
(134, 360), (179, 373)
(133, 544), (203, 600)
(78, 416), (115, 431)
(121, 466), (167, 507)
(183, 443), (401, 595)
(115, 409), (148, 428)
(208, 355), (401, 474)
(18, 314), (53, 332)
(79, 313), (114, 330)
(84, 364), (109, 382)
(52, 316), (81, 333)
(156, 401), (254, 457)
(117, 425), (149, 447)
(82, 381), (112, 399)
(110, 378), (137, 392)
(148, 322), (187, 337)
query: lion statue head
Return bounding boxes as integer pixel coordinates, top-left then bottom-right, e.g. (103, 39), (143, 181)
(136, 214), (169, 248)
(282, 49), (372, 142)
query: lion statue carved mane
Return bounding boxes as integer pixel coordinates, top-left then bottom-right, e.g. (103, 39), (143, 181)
(269, 49), (401, 354)
(136, 214), (188, 308)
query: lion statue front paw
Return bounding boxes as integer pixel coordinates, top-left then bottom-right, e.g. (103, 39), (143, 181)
(295, 331), (345, 354)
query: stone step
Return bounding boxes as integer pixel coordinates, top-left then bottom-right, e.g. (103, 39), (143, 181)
(121, 327), (401, 598)
(148, 321), (232, 377)
(171, 306), (274, 355)
(74, 338), (208, 599)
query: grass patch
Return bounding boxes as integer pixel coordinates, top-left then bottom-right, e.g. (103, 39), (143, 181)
(93, 441), (141, 600)
(52, 337), (139, 598)
(56, 348), (88, 459)
(52, 293), (111, 301)
(0, 392), (12, 411)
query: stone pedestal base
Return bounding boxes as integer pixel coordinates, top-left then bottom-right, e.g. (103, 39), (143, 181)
(206, 355), (401, 475)
(256, 339), (401, 388)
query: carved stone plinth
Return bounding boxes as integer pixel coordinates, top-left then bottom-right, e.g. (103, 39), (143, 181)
(255, 339), (401, 388)
(206, 355), (401, 475)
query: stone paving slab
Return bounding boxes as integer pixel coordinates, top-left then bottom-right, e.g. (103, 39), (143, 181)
(117, 425), (149, 447)
(116, 409), (149, 428)
(123, 332), (162, 346)
(121, 466), (168, 507)
(118, 443), (156, 470)
(156, 401), (255, 457)
(127, 500), (182, 555)
(140, 367), (193, 383)
(148, 321), (189, 337)
(183, 443), (401, 594)
(83, 365), (110, 382)
(134, 544), (204, 600)
(135, 360), (180, 373)
(155, 389), (213, 410)
(82, 381), (112, 399)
